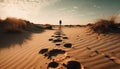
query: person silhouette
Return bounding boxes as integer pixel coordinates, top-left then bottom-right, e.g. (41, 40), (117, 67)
(59, 20), (62, 25)
(59, 20), (62, 30)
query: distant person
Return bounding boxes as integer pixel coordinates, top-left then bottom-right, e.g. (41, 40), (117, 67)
(59, 20), (62, 31)
(59, 20), (62, 25)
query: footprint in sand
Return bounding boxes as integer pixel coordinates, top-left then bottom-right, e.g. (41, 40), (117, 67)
(64, 61), (81, 69)
(63, 36), (68, 39)
(55, 43), (61, 46)
(51, 35), (54, 37)
(89, 49), (120, 65)
(47, 61), (59, 69)
(43, 49), (66, 59)
(53, 38), (63, 43)
(111, 58), (120, 64)
(61, 58), (84, 69)
(104, 54), (120, 64)
(54, 32), (61, 35)
(39, 48), (48, 54)
(54, 35), (62, 38)
(47, 58), (84, 69)
(64, 43), (72, 48)
(49, 38), (54, 41)
(86, 47), (91, 50)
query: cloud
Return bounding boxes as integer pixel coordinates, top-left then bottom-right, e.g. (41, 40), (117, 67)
(93, 5), (101, 9)
(0, 0), (60, 20)
(73, 6), (78, 9)
(0, 0), (60, 9)
(79, 14), (85, 17)
(58, 8), (66, 11)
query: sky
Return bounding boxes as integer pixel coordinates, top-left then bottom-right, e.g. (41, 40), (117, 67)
(0, 0), (120, 25)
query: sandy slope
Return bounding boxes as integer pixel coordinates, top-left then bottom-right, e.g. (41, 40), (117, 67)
(0, 27), (120, 69)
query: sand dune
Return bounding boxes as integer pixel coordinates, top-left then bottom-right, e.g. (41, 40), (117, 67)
(0, 27), (120, 69)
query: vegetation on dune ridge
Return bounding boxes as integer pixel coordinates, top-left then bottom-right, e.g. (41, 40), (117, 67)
(0, 17), (44, 33)
(40, 24), (53, 30)
(90, 15), (120, 33)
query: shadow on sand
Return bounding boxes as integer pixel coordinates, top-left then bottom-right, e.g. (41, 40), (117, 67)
(0, 30), (44, 49)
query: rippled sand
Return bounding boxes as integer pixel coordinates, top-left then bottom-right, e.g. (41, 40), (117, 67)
(0, 27), (120, 69)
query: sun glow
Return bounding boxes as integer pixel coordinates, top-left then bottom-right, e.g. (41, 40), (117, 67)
(5, 5), (27, 18)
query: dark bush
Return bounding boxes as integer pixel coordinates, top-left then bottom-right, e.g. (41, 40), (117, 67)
(90, 16), (120, 33)
(0, 17), (43, 33)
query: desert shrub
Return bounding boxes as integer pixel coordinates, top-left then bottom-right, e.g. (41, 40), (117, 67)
(45, 25), (52, 30)
(87, 23), (93, 26)
(64, 25), (74, 27)
(0, 17), (43, 33)
(0, 17), (26, 32)
(75, 25), (82, 27)
(42, 24), (53, 30)
(90, 16), (120, 33)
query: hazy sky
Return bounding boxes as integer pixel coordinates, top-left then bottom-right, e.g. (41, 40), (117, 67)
(0, 0), (120, 25)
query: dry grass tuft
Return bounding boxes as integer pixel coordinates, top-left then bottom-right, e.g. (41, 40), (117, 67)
(90, 15), (120, 33)
(40, 24), (53, 30)
(0, 17), (43, 33)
